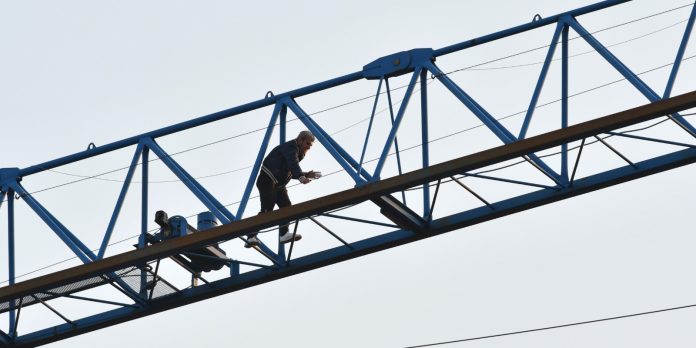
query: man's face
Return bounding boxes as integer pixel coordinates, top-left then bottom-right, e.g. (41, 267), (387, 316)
(299, 139), (314, 154)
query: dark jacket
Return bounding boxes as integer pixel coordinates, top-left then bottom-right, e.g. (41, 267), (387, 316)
(261, 140), (305, 187)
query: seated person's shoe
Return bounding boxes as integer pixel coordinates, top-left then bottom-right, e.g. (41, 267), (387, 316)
(244, 236), (261, 248)
(279, 232), (302, 244)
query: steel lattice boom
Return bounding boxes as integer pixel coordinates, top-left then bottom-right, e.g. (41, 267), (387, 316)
(1, 0), (695, 346)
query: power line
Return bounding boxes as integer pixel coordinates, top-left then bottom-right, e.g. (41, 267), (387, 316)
(403, 303), (696, 348)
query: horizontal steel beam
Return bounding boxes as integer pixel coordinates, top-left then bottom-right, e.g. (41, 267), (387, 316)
(16, 143), (696, 347)
(3, 90), (696, 307)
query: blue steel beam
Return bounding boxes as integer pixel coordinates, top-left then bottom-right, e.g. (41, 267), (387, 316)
(18, 72), (364, 178)
(425, 61), (565, 187)
(561, 23), (570, 184)
(97, 144), (144, 260)
(9, 183), (93, 264)
(518, 21), (564, 140)
(420, 69), (431, 218)
(358, 78), (383, 173)
(284, 97), (367, 184)
(6, 190), (16, 337)
(373, 68), (422, 180)
(14, 144), (696, 348)
(236, 103), (281, 219)
(141, 138), (236, 224)
(566, 16), (696, 137)
(664, 4), (696, 98)
(4, 90), (695, 308)
(384, 78), (408, 204)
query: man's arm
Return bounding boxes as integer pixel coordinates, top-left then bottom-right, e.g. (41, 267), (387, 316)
(281, 143), (305, 179)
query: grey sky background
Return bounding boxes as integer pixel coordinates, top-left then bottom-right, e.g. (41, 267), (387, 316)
(2, 0), (696, 347)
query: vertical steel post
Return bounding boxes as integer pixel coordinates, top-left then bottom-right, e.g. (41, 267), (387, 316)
(278, 105), (287, 261)
(420, 69), (431, 219)
(139, 146), (149, 298)
(236, 103), (281, 219)
(7, 190), (16, 336)
(373, 68), (422, 180)
(140, 146), (149, 249)
(280, 105), (287, 144)
(98, 144), (144, 259)
(663, 3), (696, 99)
(561, 22), (570, 183)
(518, 22), (564, 139)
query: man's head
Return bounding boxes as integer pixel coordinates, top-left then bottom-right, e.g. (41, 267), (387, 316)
(296, 130), (315, 155)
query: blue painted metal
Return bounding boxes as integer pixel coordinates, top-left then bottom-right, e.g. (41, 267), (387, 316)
(142, 137), (235, 224)
(280, 104), (287, 144)
(384, 78), (407, 203)
(606, 131), (696, 148)
(319, 212), (399, 228)
(98, 144), (144, 260)
(18, 72), (365, 178)
(358, 78), (383, 173)
(566, 17), (696, 137)
(362, 48), (434, 80)
(284, 97), (367, 184)
(518, 22), (564, 140)
(140, 146), (149, 249)
(464, 173), (557, 190)
(373, 68), (422, 180)
(561, 23), (570, 184)
(10, 182), (92, 263)
(425, 60), (564, 186)
(236, 103), (281, 220)
(420, 69), (430, 218)
(663, 4), (696, 98)
(6, 190), (15, 336)
(16, 141), (696, 348)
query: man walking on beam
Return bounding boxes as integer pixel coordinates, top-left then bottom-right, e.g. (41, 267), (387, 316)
(245, 130), (321, 248)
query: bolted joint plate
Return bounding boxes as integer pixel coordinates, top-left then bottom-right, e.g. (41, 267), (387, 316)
(0, 168), (20, 192)
(362, 48), (435, 80)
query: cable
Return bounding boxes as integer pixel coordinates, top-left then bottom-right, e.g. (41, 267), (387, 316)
(25, 1), (694, 190)
(402, 303), (696, 348)
(468, 18), (688, 71)
(440, 1), (695, 76)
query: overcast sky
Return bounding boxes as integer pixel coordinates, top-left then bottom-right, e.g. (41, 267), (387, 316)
(2, 0), (696, 347)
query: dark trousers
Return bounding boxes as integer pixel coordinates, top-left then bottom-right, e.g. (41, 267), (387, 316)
(248, 172), (291, 238)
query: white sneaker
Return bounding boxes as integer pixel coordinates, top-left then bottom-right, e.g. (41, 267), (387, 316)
(279, 232), (302, 244)
(244, 236), (260, 248)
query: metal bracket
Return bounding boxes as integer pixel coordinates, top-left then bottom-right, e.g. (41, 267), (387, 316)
(0, 168), (20, 192)
(362, 48), (435, 80)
